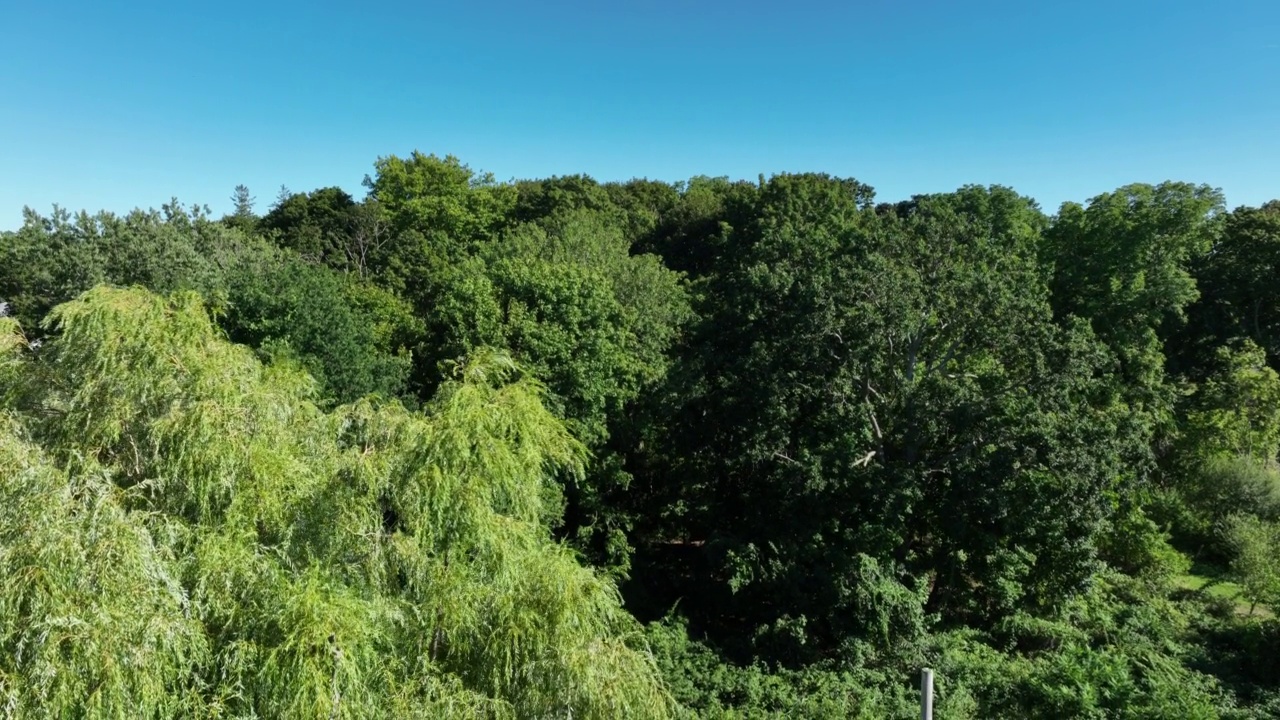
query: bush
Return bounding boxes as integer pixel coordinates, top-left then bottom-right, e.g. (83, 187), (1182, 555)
(1170, 457), (1280, 561)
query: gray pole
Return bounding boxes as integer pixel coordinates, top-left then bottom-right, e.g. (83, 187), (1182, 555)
(921, 668), (934, 720)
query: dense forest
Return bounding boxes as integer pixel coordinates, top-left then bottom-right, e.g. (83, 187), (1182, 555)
(2, 152), (1279, 718)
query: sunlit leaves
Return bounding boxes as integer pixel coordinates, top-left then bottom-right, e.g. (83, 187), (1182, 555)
(1225, 515), (1280, 615)
(0, 416), (207, 717)
(0, 286), (673, 718)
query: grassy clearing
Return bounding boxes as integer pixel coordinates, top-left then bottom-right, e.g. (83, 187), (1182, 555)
(1175, 572), (1274, 619)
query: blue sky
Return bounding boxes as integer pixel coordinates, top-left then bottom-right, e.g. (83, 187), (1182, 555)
(1, 1), (1277, 227)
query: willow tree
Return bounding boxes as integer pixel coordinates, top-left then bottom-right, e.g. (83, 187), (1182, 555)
(0, 286), (673, 719)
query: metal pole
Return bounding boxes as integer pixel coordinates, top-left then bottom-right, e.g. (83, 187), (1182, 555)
(921, 668), (934, 720)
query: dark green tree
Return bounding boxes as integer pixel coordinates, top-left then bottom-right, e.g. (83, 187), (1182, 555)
(642, 178), (1142, 663)
(1044, 183), (1224, 444)
(223, 184), (258, 232)
(0, 204), (231, 332)
(1175, 201), (1280, 382)
(221, 253), (414, 404)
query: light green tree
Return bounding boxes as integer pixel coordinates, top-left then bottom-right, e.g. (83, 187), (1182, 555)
(1181, 340), (1280, 463)
(0, 286), (674, 719)
(1225, 514), (1280, 615)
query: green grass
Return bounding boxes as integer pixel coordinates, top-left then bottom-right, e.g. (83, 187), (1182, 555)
(1174, 572), (1274, 618)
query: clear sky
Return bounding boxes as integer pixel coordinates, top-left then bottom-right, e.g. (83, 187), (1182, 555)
(1, 1), (1277, 227)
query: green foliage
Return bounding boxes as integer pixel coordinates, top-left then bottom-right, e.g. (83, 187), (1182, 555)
(366, 152), (515, 266)
(1188, 610), (1280, 717)
(4, 160), (1279, 719)
(983, 574), (1231, 718)
(0, 202), (416, 407)
(650, 178), (1138, 660)
(221, 252), (414, 404)
(260, 186), (362, 266)
(645, 619), (920, 719)
(1098, 504), (1192, 584)
(492, 211), (692, 443)
(1165, 457), (1280, 560)
(1044, 182), (1225, 442)
(1225, 516), (1280, 614)
(1177, 202), (1280, 380)
(647, 577), (1236, 719)
(510, 175), (619, 228)
(1046, 182), (1224, 343)
(0, 203), (234, 331)
(633, 176), (761, 279)
(362, 155), (689, 420)
(0, 286), (674, 718)
(363, 156), (693, 573)
(223, 184), (259, 233)
(0, 416), (208, 717)
(1180, 341), (1280, 464)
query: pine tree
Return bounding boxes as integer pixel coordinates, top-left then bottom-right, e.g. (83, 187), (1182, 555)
(231, 184), (256, 217)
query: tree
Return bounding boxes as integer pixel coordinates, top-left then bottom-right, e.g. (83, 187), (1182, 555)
(365, 152), (515, 269)
(509, 174), (617, 227)
(223, 184), (258, 232)
(343, 199), (392, 278)
(259, 187), (393, 278)
(1043, 182), (1225, 445)
(603, 178), (682, 246)
(1045, 183), (1223, 341)
(0, 286), (676, 718)
(363, 157), (693, 572)
(10, 157), (1280, 717)
(641, 178), (1139, 662)
(221, 252), (415, 404)
(1179, 340), (1280, 464)
(394, 216), (690, 571)
(358, 153), (517, 391)
(1168, 456), (1280, 561)
(1175, 201), (1280, 381)
(1225, 515), (1280, 615)
(634, 176), (761, 279)
(232, 184), (256, 217)
(259, 186), (361, 267)
(0, 204), (236, 332)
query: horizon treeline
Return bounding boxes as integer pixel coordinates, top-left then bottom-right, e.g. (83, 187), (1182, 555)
(3, 152), (1280, 718)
